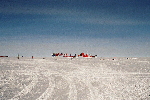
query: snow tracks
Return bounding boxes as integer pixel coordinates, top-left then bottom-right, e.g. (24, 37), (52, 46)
(0, 57), (150, 100)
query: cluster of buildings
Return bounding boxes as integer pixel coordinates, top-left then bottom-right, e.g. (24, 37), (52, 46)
(0, 53), (97, 59)
(52, 53), (97, 58)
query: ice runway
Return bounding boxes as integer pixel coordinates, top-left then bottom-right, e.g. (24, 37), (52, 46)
(0, 57), (150, 100)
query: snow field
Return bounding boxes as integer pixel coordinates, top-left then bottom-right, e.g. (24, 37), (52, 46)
(0, 57), (150, 100)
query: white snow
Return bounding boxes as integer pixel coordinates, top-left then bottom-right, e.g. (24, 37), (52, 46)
(0, 57), (150, 100)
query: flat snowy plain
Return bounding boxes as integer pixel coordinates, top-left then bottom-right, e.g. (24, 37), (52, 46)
(0, 57), (150, 100)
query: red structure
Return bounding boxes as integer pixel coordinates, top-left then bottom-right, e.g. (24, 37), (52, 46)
(78, 53), (97, 58)
(0, 56), (8, 57)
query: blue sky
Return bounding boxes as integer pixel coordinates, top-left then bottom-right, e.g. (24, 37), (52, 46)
(0, 0), (150, 57)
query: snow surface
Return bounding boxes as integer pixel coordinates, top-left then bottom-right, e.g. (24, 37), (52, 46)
(0, 57), (150, 100)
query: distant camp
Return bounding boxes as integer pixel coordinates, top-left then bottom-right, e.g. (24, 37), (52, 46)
(52, 53), (97, 58)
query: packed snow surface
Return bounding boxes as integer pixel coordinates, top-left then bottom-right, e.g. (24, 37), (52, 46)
(0, 57), (150, 100)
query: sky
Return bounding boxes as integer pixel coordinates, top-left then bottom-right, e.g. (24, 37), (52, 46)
(0, 0), (150, 57)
